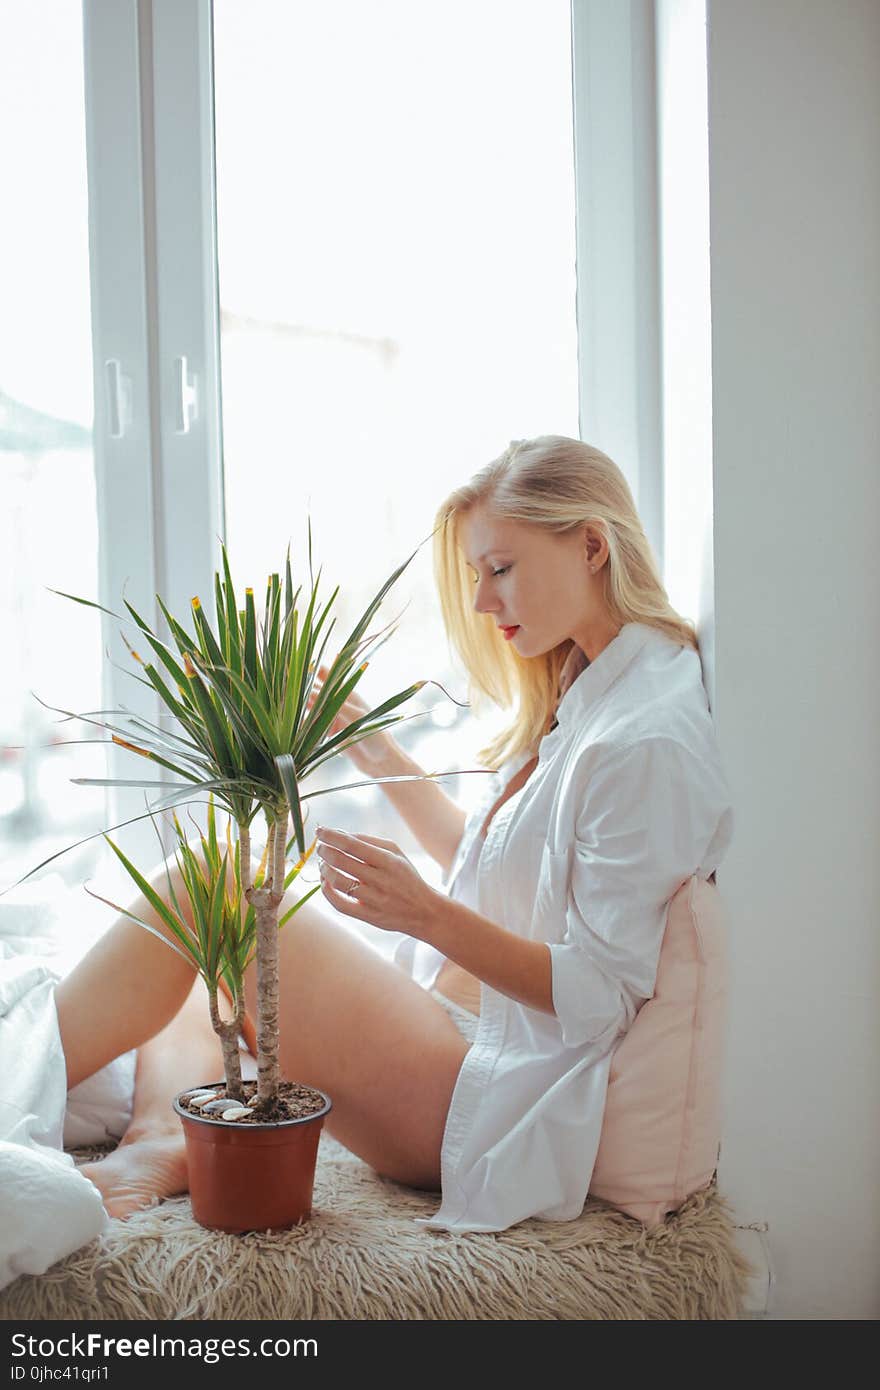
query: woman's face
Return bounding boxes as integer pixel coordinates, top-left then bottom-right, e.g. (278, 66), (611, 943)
(458, 502), (615, 662)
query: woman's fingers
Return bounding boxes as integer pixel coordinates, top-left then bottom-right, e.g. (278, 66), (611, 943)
(319, 856), (361, 889)
(316, 843), (367, 876)
(318, 867), (367, 916)
(352, 833), (398, 850)
(315, 826), (387, 868)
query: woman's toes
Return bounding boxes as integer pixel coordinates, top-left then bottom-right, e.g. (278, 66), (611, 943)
(79, 1134), (189, 1221)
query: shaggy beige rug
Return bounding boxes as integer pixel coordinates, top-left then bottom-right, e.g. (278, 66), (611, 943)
(0, 1135), (755, 1320)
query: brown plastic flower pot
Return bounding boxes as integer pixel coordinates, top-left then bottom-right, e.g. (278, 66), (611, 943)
(173, 1085), (332, 1233)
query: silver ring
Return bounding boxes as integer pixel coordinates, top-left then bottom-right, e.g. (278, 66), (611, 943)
(349, 877), (360, 896)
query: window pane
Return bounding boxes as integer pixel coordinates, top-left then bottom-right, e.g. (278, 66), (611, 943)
(0, 5), (106, 898)
(213, 0), (577, 893)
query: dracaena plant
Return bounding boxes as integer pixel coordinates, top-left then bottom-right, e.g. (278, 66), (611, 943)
(35, 527), (459, 1111)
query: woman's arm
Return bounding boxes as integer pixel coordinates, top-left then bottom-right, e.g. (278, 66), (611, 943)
(307, 664), (467, 877)
(314, 826), (554, 1013)
(368, 738), (467, 878)
(422, 896), (554, 1014)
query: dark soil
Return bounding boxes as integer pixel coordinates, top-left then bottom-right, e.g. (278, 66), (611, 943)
(177, 1079), (328, 1125)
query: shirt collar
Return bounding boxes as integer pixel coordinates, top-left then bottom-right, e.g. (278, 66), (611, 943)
(553, 622), (656, 730)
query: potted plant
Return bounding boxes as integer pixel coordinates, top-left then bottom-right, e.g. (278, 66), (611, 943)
(93, 796), (328, 1231)
(39, 531), (455, 1231)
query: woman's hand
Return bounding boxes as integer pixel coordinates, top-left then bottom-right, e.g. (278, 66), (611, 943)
(314, 826), (440, 936)
(305, 663), (396, 775)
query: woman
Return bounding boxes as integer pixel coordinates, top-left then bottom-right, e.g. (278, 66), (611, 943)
(51, 434), (733, 1231)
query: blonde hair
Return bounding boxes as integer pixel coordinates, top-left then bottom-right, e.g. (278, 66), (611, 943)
(432, 435), (698, 769)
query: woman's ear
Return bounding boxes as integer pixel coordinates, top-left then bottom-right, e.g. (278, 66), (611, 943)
(582, 522), (608, 569)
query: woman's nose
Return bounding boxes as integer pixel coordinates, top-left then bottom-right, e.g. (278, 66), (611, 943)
(473, 580), (498, 614)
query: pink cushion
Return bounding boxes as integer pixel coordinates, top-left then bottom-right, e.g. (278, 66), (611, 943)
(588, 874), (728, 1227)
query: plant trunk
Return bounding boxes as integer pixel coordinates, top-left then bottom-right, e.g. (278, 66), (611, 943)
(250, 814), (287, 1106)
(239, 821), (251, 898)
(208, 989), (245, 1100)
(273, 811), (287, 897)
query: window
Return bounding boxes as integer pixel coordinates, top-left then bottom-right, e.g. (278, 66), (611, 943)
(0, 3), (106, 892)
(212, 0), (578, 878)
(3, 1), (662, 951)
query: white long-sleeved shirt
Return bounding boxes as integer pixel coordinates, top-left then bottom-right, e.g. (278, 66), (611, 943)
(393, 620), (734, 1232)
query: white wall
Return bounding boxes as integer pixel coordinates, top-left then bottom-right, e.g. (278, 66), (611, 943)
(704, 0), (880, 1319)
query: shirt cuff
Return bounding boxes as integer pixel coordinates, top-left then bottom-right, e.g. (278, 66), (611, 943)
(547, 941), (636, 1050)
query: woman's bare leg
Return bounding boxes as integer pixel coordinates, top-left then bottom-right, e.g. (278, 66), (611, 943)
(118, 975), (226, 1139)
(53, 871), (202, 1093)
(76, 975), (232, 1219)
(53, 860), (223, 1218)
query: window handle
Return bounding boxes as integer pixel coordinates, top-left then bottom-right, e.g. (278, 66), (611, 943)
(173, 354), (199, 434)
(104, 358), (132, 439)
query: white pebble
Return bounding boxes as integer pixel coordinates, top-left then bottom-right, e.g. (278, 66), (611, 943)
(221, 1106), (251, 1120)
(247, 1095), (260, 1107)
(188, 1093), (220, 1108)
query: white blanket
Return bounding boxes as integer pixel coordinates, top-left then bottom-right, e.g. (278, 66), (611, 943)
(0, 896), (137, 1292)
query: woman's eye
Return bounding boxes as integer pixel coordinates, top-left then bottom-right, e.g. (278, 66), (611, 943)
(470, 565), (510, 582)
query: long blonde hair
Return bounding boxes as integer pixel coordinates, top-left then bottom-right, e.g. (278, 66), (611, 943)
(432, 435), (698, 769)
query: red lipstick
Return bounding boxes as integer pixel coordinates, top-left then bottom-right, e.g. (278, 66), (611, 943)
(500, 625), (520, 640)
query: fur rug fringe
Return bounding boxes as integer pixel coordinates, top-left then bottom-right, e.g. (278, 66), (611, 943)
(0, 1136), (756, 1320)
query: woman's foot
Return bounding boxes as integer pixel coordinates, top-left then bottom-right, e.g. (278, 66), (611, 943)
(79, 1130), (189, 1220)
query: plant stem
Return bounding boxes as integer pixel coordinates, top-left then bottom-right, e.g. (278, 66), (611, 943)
(251, 814), (284, 1104)
(207, 989), (245, 1100)
(272, 806), (287, 896)
(239, 821), (252, 894)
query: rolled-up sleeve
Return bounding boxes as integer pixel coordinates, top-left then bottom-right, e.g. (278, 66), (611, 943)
(547, 735), (731, 1049)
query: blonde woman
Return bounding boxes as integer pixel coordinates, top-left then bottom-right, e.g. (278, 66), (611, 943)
(49, 435), (733, 1234)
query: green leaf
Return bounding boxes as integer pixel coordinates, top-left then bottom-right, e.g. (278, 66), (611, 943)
(262, 572), (283, 697)
(333, 545), (419, 672)
(82, 884), (201, 971)
(182, 654), (239, 772)
(139, 661), (193, 725)
(296, 766), (492, 800)
(279, 881), (322, 927)
(156, 595), (200, 661)
(191, 660), (275, 783)
(275, 756), (304, 859)
(208, 662), (278, 754)
(48, 589), (125, 622)
(300, 678), (425, 771)
(191, 597), (228, 676)
(295, 658), (369, 763)
(243, 587), (258, 688)
(102, 835), (202, 964)
(1, 794), (243, 896)
(284, 544), (294, 617)
(221, 546), (243, 674)
(123, 604), (195, 706)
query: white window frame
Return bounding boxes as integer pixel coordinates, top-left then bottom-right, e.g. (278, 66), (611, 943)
(83, 0), (224, 856)
(144, 0), (225, 610)
(571, 0), (664, 570)
(83, 0), (160, 858)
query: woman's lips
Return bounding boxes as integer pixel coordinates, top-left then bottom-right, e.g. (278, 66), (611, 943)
(500, 625), (520, 640)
